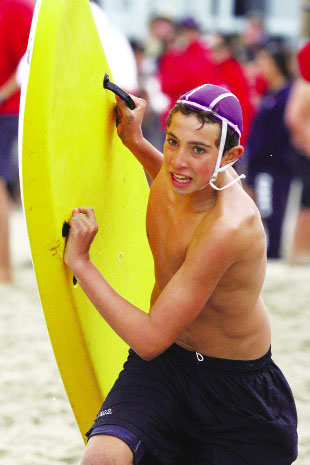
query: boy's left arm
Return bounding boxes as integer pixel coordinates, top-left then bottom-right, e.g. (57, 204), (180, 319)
(64, 208), (235, 360)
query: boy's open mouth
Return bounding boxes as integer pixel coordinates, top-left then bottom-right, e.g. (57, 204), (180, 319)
(171, 173), (193, 186)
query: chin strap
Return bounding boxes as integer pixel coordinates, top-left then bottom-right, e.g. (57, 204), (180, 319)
(209, 173), (246, 191)
(201, 120), (246, 191)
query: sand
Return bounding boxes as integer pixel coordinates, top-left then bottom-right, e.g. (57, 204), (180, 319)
(1, 207), (309, 464)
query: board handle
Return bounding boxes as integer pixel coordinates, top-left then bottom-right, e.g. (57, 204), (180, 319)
(62, 221), (77, 286)
(103, 73), (136, 110)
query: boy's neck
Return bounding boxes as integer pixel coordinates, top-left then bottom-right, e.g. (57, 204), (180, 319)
(171, 183), (218, 213)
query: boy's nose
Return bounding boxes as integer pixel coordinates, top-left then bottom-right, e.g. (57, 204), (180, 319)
(172, 149), (187, 169)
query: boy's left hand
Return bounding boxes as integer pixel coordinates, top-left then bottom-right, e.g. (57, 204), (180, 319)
(64, 207), (98, 273)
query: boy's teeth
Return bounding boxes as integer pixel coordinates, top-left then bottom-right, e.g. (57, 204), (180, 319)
(173, 174), (191, 182)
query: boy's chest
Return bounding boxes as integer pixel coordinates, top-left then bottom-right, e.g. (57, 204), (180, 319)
(146, 195), (204, 278)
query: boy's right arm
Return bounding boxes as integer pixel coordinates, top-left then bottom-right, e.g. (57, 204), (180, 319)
(115, 95), (164, 180)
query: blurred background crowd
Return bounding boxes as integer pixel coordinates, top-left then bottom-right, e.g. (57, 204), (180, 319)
(1, 0), (310, 284)
(99, 0), (310, 265)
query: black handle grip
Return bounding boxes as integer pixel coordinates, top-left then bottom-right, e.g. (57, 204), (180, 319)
(62, 221), (70, 238)
(62, 221), (77, 286)
(103, 73), (136, 110)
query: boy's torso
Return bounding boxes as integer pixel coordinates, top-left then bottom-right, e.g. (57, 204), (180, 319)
(146, 167), (271, 360)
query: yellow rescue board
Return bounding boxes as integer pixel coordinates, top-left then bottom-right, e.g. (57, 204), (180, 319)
(19, 0), (154, 440)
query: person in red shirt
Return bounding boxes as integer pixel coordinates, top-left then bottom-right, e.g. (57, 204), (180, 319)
(158, 16), (216, 126)
(209, 33), (255, 146)
(0, 0), (33, 282)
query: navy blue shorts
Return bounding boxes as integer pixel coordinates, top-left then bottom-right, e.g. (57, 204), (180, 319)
(86, 344), (298, 465)
(0, 115), (19, 183)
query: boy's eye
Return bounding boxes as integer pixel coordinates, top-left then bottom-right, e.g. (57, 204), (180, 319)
(167, 138), (178, 146)
(193, 146), (205, 154)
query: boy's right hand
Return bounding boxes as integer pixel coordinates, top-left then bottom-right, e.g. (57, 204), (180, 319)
(115, 94), (146, 148)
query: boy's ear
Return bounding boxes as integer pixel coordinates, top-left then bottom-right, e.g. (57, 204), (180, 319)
(221, 145), (244, 167)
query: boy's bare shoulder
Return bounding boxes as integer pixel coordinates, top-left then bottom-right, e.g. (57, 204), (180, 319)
(193, 188), (265, 260)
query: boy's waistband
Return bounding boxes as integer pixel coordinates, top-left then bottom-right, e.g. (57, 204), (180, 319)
(167, 343), (272, 375)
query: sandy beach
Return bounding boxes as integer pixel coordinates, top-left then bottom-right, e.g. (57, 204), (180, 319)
(1, 207), (309, 464)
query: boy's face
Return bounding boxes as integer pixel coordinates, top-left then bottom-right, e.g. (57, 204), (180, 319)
(164, 111), (220, 194)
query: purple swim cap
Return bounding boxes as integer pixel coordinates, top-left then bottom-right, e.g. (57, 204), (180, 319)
(176, 84), (245, 190)
(177, 83), (243, 138)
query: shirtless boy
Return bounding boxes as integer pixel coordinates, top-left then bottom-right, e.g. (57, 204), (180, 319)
(64, 84), (297, 465)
